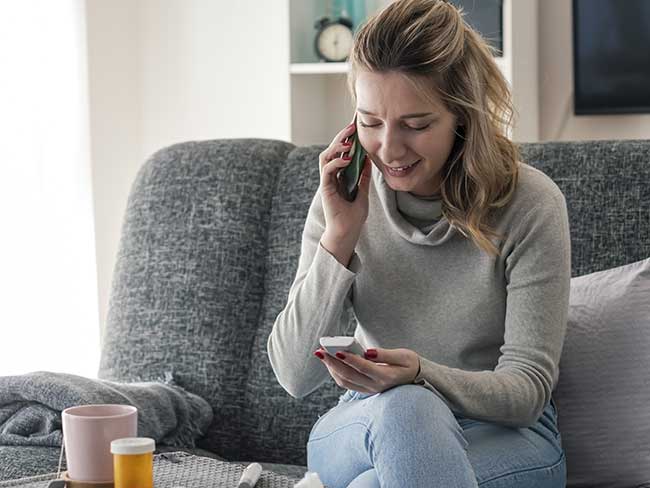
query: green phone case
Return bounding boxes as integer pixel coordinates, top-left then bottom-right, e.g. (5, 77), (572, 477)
(337, 129), (367, 202)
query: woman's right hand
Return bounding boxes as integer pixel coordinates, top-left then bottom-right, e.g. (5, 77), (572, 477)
(318, 119), (372, 247)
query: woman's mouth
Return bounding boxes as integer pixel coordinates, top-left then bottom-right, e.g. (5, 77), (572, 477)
(385, 160), (421, 177)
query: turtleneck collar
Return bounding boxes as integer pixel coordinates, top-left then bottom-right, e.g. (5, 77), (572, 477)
(396, 191), (443, 220)
(372, 168), (457, 246)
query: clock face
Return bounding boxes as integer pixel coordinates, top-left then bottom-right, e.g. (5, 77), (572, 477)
(317, 23), (354, 62)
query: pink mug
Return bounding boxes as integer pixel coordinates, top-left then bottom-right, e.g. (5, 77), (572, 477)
(62, 404), (138, 482)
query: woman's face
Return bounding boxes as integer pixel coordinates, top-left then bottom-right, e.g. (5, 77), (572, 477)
(355, 70), (459, 197)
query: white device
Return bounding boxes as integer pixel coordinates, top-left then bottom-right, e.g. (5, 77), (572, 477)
(237, 462), (262, 488)
(319, 336), (367, 357)
(294, 471), (326, 488)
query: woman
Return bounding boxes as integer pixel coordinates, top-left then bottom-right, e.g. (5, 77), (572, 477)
(267, 0), (570, 486)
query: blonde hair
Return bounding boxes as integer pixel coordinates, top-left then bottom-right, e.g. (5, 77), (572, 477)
(347, 0), (520, 256)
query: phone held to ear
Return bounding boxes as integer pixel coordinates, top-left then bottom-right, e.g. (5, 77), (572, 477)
(336, 113), (368, 202)
(320, 336), (367, 357)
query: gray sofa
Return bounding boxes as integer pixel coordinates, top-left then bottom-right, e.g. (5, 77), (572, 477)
(2, 138), (649, 486)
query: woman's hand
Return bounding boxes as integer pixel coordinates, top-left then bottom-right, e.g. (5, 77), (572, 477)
(318, 117), (372, 247)
(313, 347), (421, 394)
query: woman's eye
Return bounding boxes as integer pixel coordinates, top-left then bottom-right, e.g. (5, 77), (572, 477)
(359, 122), (430, 131)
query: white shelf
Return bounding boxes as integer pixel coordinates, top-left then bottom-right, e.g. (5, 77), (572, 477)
(494, 56), (509, 77)
(291, 58), (508, 76)
(290, 62), (349, 75)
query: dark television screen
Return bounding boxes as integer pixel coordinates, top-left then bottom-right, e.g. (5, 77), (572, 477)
(573, 0), (650, 115)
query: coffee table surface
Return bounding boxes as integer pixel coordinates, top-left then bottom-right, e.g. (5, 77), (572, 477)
(0, 452), (302, 488)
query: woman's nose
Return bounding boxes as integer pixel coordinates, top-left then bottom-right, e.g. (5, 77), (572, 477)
(375, 133), (409, 165)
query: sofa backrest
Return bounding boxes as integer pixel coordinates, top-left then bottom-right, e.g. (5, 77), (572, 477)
(520, 140), (650, 277)
(99, 138), (295, 460)
(242, 145), (347, 464)
(100, 138), (650, 467)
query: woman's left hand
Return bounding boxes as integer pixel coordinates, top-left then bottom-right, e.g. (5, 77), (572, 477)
(314, 347), (421, 394)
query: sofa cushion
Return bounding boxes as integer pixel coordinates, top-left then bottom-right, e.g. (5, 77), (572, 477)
(553, 257), (650, 488)
(98, 139), (295, 460)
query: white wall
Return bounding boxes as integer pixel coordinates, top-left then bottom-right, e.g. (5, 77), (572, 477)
(538, 0), (650, 141)
(85, 0), (140, 342)
(137, 0), (291, 160)
(86, 0), (291, 337)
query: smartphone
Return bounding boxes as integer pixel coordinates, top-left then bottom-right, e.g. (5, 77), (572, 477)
(336, 113), (368, 202)
(319, 336), (368, 357)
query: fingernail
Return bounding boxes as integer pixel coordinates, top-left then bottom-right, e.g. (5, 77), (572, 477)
(342, 156), (352, 160)
(336, 352), (346, 360)
(364, 349), (377, 359)
(314, 351), (324, 360)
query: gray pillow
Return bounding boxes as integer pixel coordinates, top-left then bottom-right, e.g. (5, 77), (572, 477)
(553, 257), (650, 488)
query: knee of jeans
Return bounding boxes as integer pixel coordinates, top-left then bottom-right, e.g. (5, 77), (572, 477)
(372, 384), (459, 430)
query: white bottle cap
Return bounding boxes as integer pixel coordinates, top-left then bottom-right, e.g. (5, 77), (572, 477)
(110, 437), (155, 455)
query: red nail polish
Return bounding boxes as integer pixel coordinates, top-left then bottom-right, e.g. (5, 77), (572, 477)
(365, 349), (377, 359)
(314, 351), (324, 359)
(336, 352), (346, 360)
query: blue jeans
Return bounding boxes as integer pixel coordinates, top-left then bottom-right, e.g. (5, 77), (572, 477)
(307, 384), (566, 488)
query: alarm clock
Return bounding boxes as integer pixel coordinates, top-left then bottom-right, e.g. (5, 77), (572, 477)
(314, 16), (354, 62)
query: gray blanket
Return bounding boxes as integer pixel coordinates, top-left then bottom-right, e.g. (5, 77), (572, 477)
(0, 371), (213, 449)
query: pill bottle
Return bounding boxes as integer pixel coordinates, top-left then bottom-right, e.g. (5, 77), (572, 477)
(110, 437), (155, 488)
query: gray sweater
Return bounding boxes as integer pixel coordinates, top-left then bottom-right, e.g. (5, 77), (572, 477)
(267, 163), (571, 428)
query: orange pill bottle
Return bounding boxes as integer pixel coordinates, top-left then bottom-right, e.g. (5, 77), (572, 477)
(110, 437), (155, 488)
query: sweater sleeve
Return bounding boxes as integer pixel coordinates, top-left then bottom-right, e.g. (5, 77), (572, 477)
(267, 189), (362, 398)
(413, 190), (572, 428)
